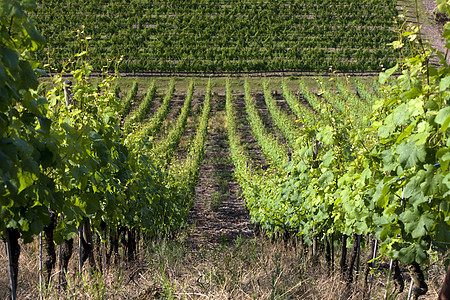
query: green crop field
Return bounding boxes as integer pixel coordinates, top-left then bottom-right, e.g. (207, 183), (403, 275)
(32, 0), (402, 73)
(1, 0), (450, 299)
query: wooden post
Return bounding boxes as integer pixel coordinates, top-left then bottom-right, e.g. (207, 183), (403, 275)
(6, 233), (16, 300)
(6, 229), (19, 300)
(63, 80), (72, 108)
(355, 234), (361, 282)
(58, 241), (63, 288)
(340, 234), (348, 279)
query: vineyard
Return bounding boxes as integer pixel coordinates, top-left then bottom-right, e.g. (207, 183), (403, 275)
(3, 71), (450, 299)
(31, 0), (404, 73)
(2, 0), (450, 299)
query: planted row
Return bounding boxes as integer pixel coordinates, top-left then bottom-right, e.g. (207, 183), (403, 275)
(244, 80), (288, 169)
(262, 81), (301, 148)
(153, 81), (194, 165)
(124, 81), (157, 131)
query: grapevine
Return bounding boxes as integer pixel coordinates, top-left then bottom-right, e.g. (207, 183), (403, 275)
(244, 79), (288, 169)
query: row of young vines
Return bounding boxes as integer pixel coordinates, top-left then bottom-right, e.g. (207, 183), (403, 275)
(0, 1), (211, 298)
(226, 22), (450, 299)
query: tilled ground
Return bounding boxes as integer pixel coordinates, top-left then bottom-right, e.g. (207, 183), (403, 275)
(421, 0), (448, 63)
(185, 91), (254, 248)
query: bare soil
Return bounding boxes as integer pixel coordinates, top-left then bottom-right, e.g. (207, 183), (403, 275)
(421, 0), (447, 53)
(414, 0), (449, 64)
(185, 90), (254, 248)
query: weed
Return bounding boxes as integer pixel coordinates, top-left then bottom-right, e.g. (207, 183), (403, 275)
(210, 192), (222, 211)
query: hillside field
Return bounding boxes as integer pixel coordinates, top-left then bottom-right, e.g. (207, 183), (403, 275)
(32, 0), (402, 73)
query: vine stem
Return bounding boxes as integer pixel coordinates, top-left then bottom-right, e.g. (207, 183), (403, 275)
(355, 235), (361, 282)
(8, 17), (13, 37)
(6, 232), (17, 300)
(367, 239), (378, 298)
(102, 233), (107, 274)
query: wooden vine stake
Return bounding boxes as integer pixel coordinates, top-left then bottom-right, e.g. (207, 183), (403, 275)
(63, 80), (73, 108)
(6, 229), (20, 300)
(58, 240), (63, 287)
(102, 234), (107, 274)
(6, 231), (17, 300)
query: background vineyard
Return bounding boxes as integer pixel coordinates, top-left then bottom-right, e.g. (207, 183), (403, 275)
(32, 0), (402, 73)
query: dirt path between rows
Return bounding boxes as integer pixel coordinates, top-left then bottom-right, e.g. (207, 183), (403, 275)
(185, 92), (254, 248)
(419, 0), (449, 64)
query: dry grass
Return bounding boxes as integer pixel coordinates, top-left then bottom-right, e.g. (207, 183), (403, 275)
(0, 232), (446, 299)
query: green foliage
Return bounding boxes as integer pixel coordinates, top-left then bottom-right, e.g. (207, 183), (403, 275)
(168, 80), (212, 207)
(184, 79), (211, 186)
(0, 0), (50, 242)
(232, 3), (450, 266)
(0, 0), (196, 244)
(298, 79), (322, 113)
(142, 80), (175, 137)
(120, 81), (138, 116)
(44, 60), (189, 239)
(355, 78), (378, 104)
(281, 80), (315, 124)
(357, 41), (450, 263)
(31, 0), (401, 72)
(335, 77), (371, 118)
(124, 81), (156, 131)
(244, 79), (288, 169)
(317, 78), (347, 114)
(263, 80), (301, 148)
(154, 81), (194, 165)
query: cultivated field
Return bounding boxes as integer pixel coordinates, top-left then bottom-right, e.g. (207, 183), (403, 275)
(32, 0), (401, 72)
(1, 0), (449, 299)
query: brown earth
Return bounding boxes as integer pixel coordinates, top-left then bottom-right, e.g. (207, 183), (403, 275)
(421, 0), (447, 50)
(419, 0), (449, 64)
(184, 91), (254, 248)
